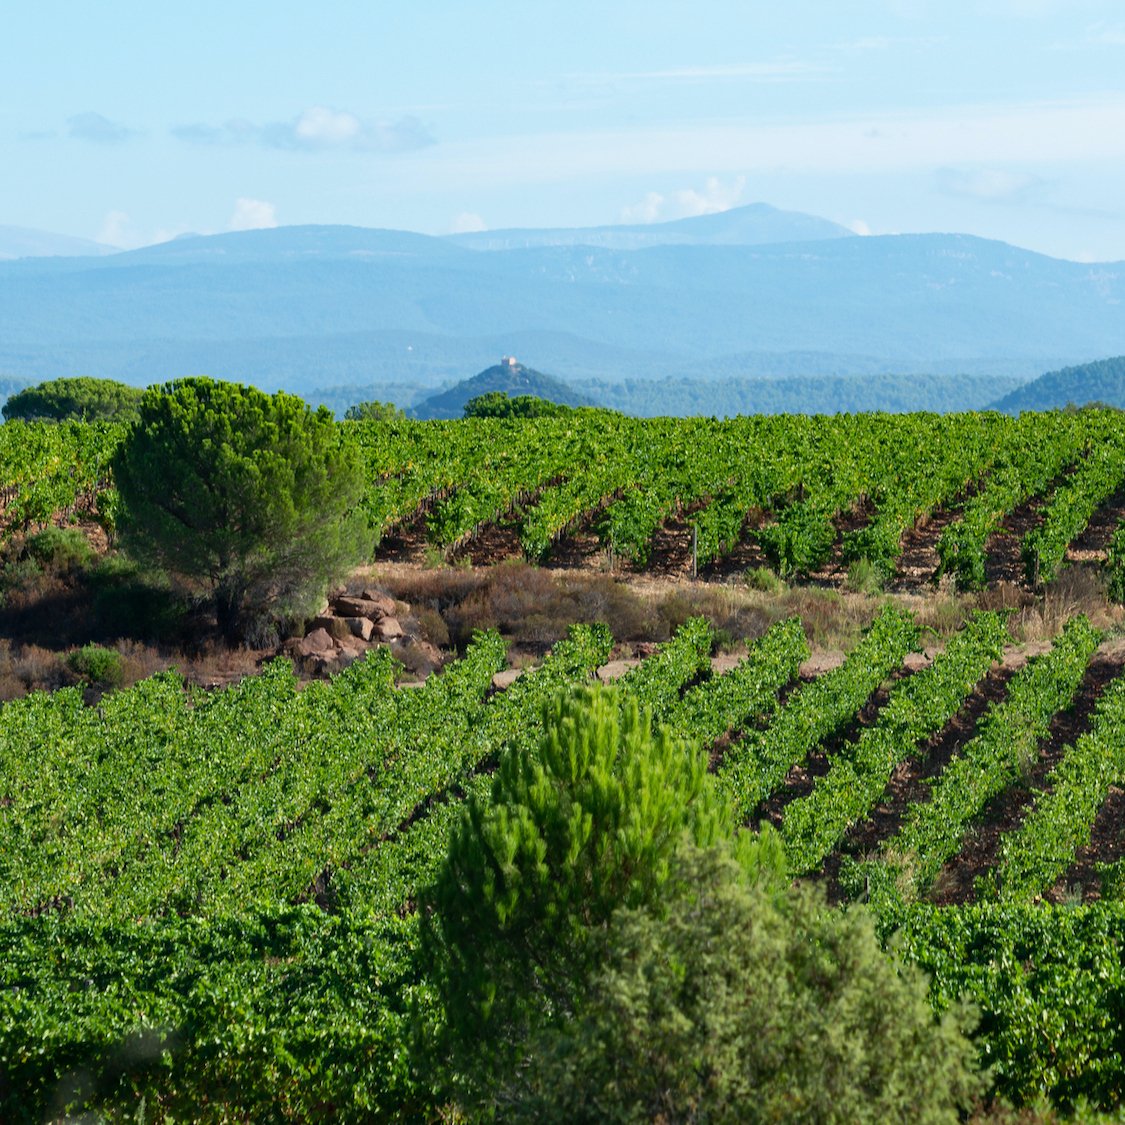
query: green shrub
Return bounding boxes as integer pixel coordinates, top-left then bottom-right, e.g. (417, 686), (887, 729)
(24, 526), (95, 574)
(845, 556), (886, 594)
(88, 556), (187, 642)
(510, 844), (984, 1123)
(742, 565), (787, 593)
(67, 644), (124, 688)
(420, 687), (749, 1097)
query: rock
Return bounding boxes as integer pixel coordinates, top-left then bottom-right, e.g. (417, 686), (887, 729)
(335, 639), (367, 667)
(346, 617), (376, 642)
(375, 616), (404, 640)
(491, 668), (524, 690)
(298, 628), (334, 657)
(597, 659), (637, 682)
(310, 615), (352, 641)
(391, 636), (443, 675)
(360, 589), (398, 617)
(335, 595), (393, 620)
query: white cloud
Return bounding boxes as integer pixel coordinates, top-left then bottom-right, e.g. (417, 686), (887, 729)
(228, 198), (278, 231)
(96, 210), (132, 247)
(450, 211), (486, 233)
(849, 219), (872, 236)
(172, 107), (433, 154)
(935, 167), (1045, 202)
(620, 192), (665, 224)
(295, 106), (362, 145)
(621, 176), (746, 224)
(93, 210), (195, 249)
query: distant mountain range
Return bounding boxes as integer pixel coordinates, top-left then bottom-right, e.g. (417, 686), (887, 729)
(448, 202), (854, 251)
(1, 203), (1122, 414)
(0, 225), (115, 261)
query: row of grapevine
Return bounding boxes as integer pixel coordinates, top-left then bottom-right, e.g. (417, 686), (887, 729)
(1022, 419), (1125, 585)
(934, 412), (1090, 590)
(985, 669), (1125, 900)
(7, 411), (1125, 587)
(715, 603), (921, 816)
(843, 614), (1101, 907)
(780, 611), (1009, 876)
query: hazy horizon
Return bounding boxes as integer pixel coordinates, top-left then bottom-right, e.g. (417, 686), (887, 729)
(4, 2), (1125, 262)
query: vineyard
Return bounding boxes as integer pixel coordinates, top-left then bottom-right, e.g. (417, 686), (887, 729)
(5, 409), (1125, 1117)
(5, 408), (1125, 593)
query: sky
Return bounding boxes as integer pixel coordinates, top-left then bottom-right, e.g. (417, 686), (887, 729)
(3, 0), (1125, 261)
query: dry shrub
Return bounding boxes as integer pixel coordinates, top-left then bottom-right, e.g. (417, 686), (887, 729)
(112, 639), (174, 686)
(775, 587), (875, 650)
(0, 640), (71, 695)
(440, 564), (664, 649)
(180, 643), (264, 689)
(412, 605), (451, 648)
(0, 672), (23, 701)
(367, 567), (488, 614)
(1011, 565), (1120, 642)
(658, 587), (770, 649)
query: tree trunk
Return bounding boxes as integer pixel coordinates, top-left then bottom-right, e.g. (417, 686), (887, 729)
(215, 585), (242, 644)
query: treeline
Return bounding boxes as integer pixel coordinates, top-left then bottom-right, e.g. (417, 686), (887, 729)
(574, 371), (1022, 416)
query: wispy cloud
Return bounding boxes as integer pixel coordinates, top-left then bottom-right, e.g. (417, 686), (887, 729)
(1088, 20), (1125, 45)
(574, 61), (825, 84)
(67, 112), (137, 144)
(171, 106), (434, 153)
(620, 176), (746, 223)
(228, 198), (278, 231)
(830, 35), (945, 51)
(414, 96), (1125, 189)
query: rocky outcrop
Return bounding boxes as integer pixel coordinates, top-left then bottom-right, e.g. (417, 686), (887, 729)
(287, 586), (440, 678)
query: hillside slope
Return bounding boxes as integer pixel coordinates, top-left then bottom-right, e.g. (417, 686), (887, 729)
(991, 356), (1125, 412)
(413, 361), (595, 419)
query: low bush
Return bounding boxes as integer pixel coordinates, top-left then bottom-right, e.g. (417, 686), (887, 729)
(24, 526), (96, 574)
(67, 644), (125, 688)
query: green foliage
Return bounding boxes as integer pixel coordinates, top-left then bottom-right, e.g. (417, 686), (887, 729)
(508, 844), (983, 1123)
(1022, 424), (1125, 586)
(983, 670), (1125, 901)
(463, 390), (573, 418)
(757, 502), (836, 577)
(343, 399), (405, 421)
(2, 377), (143, 423)
(897, 903), (1125, 1110)
(844, 555), (885, 593)
(420, 686), (736, 1087)
(845, 615), (1100, 909)
(718, 603), (922, 819)
(782, 611), (1008, 875)
(1105, 519), (1125, 604)
(741, 565), (786, 592)
(112, 377), (372, 641)
(66, 644), (124, 688)
(0, 910), (431, 1124)
(23, 526), (95, 573)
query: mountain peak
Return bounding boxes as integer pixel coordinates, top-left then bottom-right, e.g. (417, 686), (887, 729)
(447, 201), (853, 252)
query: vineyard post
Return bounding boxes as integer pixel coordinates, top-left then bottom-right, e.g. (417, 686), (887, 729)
(692, 523), (698, 579)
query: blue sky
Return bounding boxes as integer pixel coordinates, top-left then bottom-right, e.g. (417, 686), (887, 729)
(4, 0), (1125, 260)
